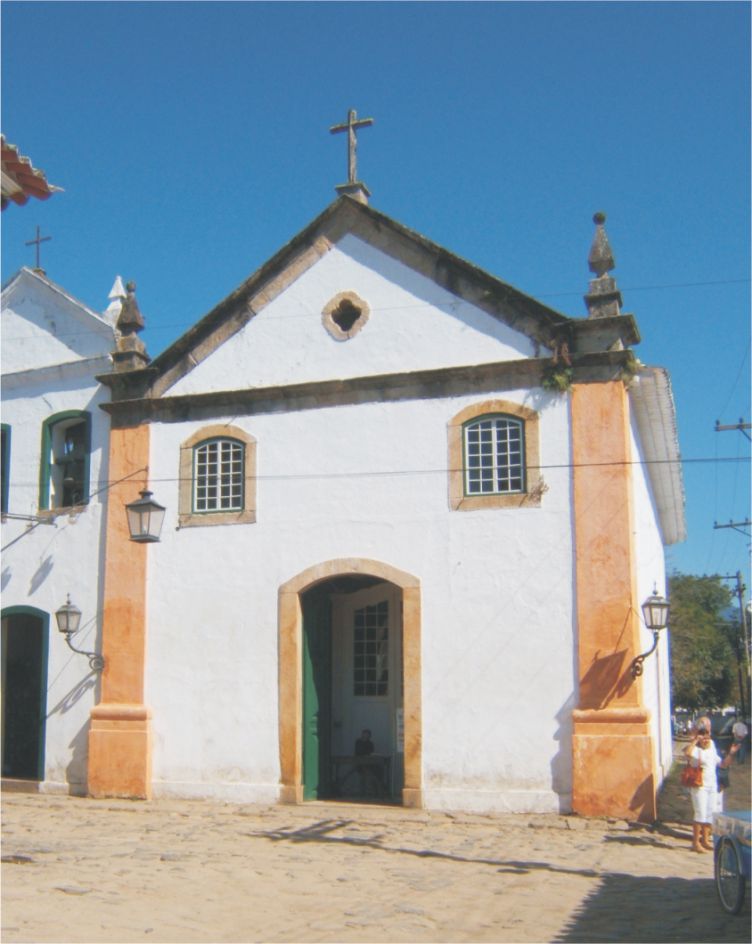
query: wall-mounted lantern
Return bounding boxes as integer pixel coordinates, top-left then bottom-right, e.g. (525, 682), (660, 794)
(631, 587), (670, 678)
(125, 489), (165, 543)
(55, 595), (105, 672)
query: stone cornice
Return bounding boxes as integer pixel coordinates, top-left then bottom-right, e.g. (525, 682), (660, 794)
(100, 351), (634, 427)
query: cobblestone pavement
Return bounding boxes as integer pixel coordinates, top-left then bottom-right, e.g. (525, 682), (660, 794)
(1, 752), (749, 943)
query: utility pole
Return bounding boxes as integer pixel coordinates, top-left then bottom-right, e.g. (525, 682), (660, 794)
(714, 418), (751, 715)
(715, 418), (751, 441)
(721, 572), (751, 718)
(714, 421), (751, 537)
(713, 520), (752, 537)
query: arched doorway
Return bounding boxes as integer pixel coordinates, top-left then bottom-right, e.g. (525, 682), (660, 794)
(278, 559), (422, 807)
(1, 607), (49, 781)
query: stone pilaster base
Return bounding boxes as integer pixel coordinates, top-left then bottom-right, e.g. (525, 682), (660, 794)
(88, 704), (152, 800)
(571, 708), (657, 822)
(279, 784), (304, 804)
(401, 787), (424, 809)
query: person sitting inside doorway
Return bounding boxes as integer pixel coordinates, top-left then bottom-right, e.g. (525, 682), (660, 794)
(354, 729), (374, 757)
(354, 729), (382, 795)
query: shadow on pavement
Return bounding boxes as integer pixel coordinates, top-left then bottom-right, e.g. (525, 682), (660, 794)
(252, 818), (601, 877)
(554, 872), (749, 943)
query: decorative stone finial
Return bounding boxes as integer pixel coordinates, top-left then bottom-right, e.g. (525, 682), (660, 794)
(588, 212), (615, 277)
(111, 279), (150, 371)
(584, 212), (623, 318)
(116, 281), (145, 334)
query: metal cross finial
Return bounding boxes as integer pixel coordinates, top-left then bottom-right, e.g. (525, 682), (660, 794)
(330, 108), (374, 183)
(25, 225), (52, 270)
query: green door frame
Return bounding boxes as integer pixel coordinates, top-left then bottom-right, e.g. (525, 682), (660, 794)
(278, 558), (423, 808)
(302, 585), (332, 799)
(1, 606), (49, 781)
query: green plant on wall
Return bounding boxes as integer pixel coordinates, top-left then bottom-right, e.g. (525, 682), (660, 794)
(542, 364), (573, 393)
(620, 353), (639, 386)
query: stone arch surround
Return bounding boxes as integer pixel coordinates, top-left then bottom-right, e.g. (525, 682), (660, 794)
(278, 558), (423, 807)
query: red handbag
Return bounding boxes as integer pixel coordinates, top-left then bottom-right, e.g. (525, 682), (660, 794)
(681, 763), (703, 788)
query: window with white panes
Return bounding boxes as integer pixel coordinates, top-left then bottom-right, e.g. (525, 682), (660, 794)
(193, 438), (244, 512)
(464, 415), (525, 496)
(353, 600), (389, 696)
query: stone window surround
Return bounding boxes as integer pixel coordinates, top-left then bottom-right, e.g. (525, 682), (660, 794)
(448, 399), (542, 510)
(178, 424), (257, 528)
(322, 290), (370, 341)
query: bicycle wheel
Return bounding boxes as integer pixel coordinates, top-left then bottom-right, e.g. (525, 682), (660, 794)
(715, 836), (746, 915)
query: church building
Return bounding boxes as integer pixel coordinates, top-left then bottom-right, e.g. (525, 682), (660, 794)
(2, 123), (685, 821)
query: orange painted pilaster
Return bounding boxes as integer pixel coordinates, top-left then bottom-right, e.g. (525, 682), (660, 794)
(88, 423), (153, 799)
(571, 382), (657, 822)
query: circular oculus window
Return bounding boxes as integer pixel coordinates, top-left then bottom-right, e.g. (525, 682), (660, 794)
(322, 291), (370, 341)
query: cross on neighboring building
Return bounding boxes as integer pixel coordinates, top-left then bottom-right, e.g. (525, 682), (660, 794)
(330, 108), (374, 184)
(25, 225), (52, 270)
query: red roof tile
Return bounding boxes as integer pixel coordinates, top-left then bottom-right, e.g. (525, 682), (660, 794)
(1, 136), (62, 210)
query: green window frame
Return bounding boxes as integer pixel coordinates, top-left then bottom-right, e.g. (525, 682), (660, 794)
(463, 414), (526, 497)
(1, 424), (10, 514)
(39, 411), (92, 510)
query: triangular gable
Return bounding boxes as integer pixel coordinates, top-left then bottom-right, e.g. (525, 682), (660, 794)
(145, 197), (573, 399)
(2, 267), (115, 375)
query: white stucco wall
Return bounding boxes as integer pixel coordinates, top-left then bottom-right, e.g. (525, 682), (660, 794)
(2, 269), (115, 374)
(1, 371), (111, 792)
(165, 235), (537, 396)
(1, 272), (113, 793)
(144, 386), (575, 811)
(629, 418), (673, 780)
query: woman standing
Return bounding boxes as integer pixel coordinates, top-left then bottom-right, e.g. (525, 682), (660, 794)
(683, 716), (739, 852)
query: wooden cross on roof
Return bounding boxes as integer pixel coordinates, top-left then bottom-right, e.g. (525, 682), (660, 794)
(330, 108), (374, 184)
(25, 224), (51, 270)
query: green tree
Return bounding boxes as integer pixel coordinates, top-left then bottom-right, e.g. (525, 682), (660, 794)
(668, 573), (736, 710)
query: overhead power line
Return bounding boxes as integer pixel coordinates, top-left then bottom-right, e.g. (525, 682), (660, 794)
(538, 277), (751, 299)
(3, 453), (749, 494)
(2, 277), (750, 344)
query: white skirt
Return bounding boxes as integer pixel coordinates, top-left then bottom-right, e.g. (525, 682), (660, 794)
(690, 785), (722, 823)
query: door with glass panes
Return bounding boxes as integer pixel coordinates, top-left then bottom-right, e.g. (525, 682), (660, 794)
(330, 583), (403, 794)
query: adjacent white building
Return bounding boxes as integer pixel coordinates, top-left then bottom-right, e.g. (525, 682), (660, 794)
(1, 267), (118, 790)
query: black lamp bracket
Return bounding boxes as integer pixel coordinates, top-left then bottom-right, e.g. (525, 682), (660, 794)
(61, 632), (105, 672)
(630, 630), (660, 679)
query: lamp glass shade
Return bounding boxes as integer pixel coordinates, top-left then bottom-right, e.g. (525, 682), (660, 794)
(125, 490), (166, 543)
(56, 596), (82, 635)
(641, 592), (670, 631)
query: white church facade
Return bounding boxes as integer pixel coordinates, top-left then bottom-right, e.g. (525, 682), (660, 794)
(2, 194), (685, 820)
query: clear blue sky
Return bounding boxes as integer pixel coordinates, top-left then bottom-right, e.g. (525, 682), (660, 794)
(2, 1), (750, 587)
